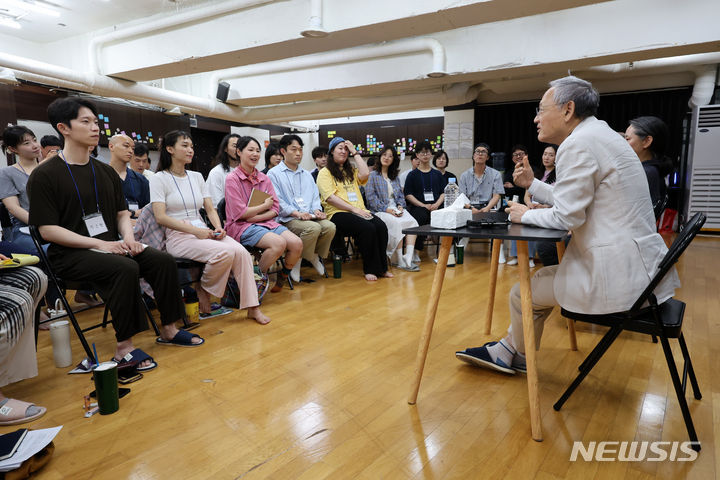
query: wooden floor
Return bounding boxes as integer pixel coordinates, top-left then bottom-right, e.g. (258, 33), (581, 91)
(3, 235), (719, 479)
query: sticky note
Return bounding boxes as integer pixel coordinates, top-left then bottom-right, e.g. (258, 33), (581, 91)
(98, 114), (104, 120)
(149, 139), (154, 143)
(104, 123), (109, 129)
(105, 129), (111, 135)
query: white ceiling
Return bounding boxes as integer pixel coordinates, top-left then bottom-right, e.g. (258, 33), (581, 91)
(0, 0), (718, 124)
(0, 0), (215, 42)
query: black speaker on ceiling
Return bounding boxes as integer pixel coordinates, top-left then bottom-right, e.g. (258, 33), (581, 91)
(216, 81), (230, 103)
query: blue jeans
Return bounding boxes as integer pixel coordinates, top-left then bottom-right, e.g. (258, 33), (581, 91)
(509, 239), (537, 258)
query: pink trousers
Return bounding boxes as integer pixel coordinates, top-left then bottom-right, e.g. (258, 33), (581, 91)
(165, 229), (259, 309)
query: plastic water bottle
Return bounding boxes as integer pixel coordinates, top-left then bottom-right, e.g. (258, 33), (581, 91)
(444, 177), (459, 208)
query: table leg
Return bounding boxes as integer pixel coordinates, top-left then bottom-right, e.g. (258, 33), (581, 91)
(517, 241), (543, 441)
(408, 235), (454, 405)
(483, 239), (501, 335)
(556, 241), (577, 351)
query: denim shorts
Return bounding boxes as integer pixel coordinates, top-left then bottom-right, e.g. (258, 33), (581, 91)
(239, 224), (288, 247)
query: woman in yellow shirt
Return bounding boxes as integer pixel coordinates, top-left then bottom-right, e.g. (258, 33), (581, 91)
(317, 137), (392, 281)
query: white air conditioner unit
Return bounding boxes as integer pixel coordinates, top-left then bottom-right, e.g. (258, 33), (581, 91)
(684, 104), (720, 231)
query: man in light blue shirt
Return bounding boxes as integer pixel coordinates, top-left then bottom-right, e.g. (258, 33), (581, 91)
(458, 142), (505, 213)
(268, 135), (336, 281)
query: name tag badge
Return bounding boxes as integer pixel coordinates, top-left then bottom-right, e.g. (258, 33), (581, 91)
(84, 213), (108, 237)
(128, 202), (139, 211)
(190, 218), (207, 229)
(295, 197), (307, 210)
(347, 191), (359, 202)
(423, 191), (434, 202)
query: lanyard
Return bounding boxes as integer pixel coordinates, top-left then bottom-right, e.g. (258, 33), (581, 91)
(59, 151), (101, 217)
(420, 170), (435, 192)
(168, 171), (198, 217)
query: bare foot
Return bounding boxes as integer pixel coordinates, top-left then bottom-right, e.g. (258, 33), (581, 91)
(364, 274), (378, 281)
(74, 292), (102, 307)
(196, 285), (212, 314)
(383, 271), (394, 278)
(247, 306), (271, 325)
(160, 324), (203, 344)
(115, 343), (153, 369)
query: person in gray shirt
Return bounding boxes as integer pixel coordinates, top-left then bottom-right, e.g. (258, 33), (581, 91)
(458, 142), (505, 212)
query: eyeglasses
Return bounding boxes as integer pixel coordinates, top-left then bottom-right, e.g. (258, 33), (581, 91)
(473, 150), (489, 156)
(535, 103), (562, 115)
(417, 151), (432, 156)
(512, 152), (525, 158)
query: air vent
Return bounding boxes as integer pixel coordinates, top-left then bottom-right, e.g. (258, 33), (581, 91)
(698, 106), (720, 128)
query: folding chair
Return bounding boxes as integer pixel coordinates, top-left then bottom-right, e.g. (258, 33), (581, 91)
(553, 212), (706, 451)
(30, 225), (160, 359)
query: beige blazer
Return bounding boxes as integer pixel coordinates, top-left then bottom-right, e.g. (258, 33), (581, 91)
(522, 116), (680, 314)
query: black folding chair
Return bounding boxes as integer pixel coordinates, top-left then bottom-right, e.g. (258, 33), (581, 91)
(553, 212), (705, 451)
(30, 225), (160, 359)
(217, 198), (293, 289)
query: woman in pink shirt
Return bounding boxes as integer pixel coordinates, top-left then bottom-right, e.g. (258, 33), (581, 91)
(225, 136), (302, 291)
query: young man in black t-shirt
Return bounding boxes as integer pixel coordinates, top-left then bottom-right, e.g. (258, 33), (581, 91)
(27, 97), (204, 371)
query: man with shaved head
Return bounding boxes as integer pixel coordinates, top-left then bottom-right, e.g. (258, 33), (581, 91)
(109, 134), (150, 217)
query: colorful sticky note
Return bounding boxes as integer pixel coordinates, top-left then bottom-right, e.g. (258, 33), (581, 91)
(104, 123), (109, 129)
(147, 132), (152, 137)
(105, 117), (109, 122)
(98, 114), (104, 120)
(149, 139), (154, 143)
(105, 129), (111, 135)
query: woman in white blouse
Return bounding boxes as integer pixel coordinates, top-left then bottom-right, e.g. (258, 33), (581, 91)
(206, 133), (240, 208)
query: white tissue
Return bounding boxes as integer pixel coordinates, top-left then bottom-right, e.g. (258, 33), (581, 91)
(430, 193), (472, 229)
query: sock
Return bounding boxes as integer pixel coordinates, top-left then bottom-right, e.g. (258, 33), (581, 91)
(486, 338), (515, 367)
(290, 262), (302, 282)
(310, 254), (325, 275)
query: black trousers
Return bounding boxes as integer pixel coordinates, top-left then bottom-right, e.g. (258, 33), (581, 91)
(50, 247), (184, 342)
(407, 205), (431, 250)
(331, 212), (389, 275)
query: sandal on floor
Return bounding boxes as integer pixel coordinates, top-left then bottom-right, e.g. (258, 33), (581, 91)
(113, 348), (157, 372)
(156, 329), (205, 347)
(0, 399), (47, 426)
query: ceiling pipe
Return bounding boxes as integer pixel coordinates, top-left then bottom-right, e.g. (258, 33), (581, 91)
(581, 52), (720, 74)
(88, 0), (275, 74)
(0, 50), (472, 124)
(688, 64), (717, 108)
(209, 37), (448, 100)
(300, 0), (327, 38)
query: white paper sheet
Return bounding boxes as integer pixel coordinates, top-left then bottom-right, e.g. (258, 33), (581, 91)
(0, 426), (62, 472)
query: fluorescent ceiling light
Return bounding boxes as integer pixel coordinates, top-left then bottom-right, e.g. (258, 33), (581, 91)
(0, 18), (22, 29)
(5, 0), (60, 17)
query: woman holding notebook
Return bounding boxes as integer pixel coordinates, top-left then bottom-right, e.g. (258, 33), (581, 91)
(224, 136), (302, 292)
(150, 130), (269, 325)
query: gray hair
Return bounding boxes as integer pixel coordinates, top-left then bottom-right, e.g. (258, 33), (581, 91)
(549, 76), (599, 119)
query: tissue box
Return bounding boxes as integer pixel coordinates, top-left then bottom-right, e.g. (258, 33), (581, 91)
(430, 208), (472, 229)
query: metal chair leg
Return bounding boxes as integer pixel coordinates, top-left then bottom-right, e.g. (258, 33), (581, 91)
(658, 334), (701, 450)
(678, 333), (702, 400)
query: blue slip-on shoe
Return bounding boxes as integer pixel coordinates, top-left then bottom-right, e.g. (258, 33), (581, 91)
(511, 355), (527, 374)
(455, 343), (515, 375)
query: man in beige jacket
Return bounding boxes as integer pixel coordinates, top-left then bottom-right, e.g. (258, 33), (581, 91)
(456, 76), (679, 375)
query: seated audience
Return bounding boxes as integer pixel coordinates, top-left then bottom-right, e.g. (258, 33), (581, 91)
(131, 143), (154, 179)
(261, 141), (283, 175)
(108, 134), (150, 218)
(224, 136), (302, 292)
(39, 135), (62, 162)
(317, 137), (391, 281)
(0, 262), (48, 426)
(310, 146), (328, 182)
(403, 141), (446, 257)
(150, 130), (269, 324)
(458, 142), (504, 212)
(504, 145), (536, 266)
(29, 98), (204, 373)
(625, 116), (674, 207)
(206, 133), (240, 208)
(433, 149), (456, 183)
(364, 146), (419, 271)
(267, 135), (335, 281)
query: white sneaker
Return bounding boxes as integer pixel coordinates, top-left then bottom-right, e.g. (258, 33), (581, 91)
(310, 254), (326, 276)
(290, 262), (302, 282)
(433, 253), (456, 267)
(529, 259), (535, 268)
(412, 252), (421, 264)
(507, 258), (518, 265)
(498, 244), (506, 264)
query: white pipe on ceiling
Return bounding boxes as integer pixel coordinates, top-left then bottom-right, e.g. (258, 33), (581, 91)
(689, 64), (717, 108)
(88, 0), (275, 74)
(209, 37), (448, 100)
(582, 52), (720, 74)
(0, 50), (472, 124)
